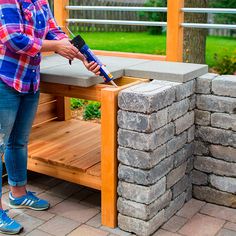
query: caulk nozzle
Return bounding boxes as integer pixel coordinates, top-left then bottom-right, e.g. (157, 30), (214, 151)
(111, 80), (118, 88)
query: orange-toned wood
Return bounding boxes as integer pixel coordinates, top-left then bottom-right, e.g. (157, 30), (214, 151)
(53, 0), (69, 34)
(101, 87), (119, 228)
(56, 96), (71, 121)
(93, 50), (166, 61)
(33, 100), (58, 126)
(87, 163), (101, 177)
(40, 82), (109, 101)
(38, 93), (57, 104)
(28, 158), (101, 190)
(166, 0), (184, 62)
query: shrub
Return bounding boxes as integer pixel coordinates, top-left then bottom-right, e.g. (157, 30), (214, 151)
(139, 0), (167, 35)
(83, 101), (101, 120)
(70, 98), (85, 110)
(214, 52), (236, 75)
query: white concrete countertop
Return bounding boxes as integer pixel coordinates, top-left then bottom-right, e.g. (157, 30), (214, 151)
(40, 54), (208, 87)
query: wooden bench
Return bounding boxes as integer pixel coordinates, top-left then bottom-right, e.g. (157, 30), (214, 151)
(28, 71), (147, 227)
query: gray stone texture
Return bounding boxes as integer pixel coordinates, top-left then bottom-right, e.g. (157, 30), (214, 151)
(194, 141), (209, 156)
(118, 80), (178, 114)
(167, 162), (187, 189)
(211, 113), (236, 131)
(193, 186), (236, 208)
(168, 99), (190, 122)
(118, 156), (173, 185)
(172, 175), (189, 198)
(118, 123), (175, 151)
(117, 190), (172, 221)
(191, 170), (208, 185)
(189, 94), (196, 111)
(212, 75), (236, 98)
(196, 126), (236, 148)
(186, 156), (194, 174)
(167, 131), (188, 156)
(118, 210), (165, 236)
(210, 145), (236, 163)
(164, 192), (187, 220)
(174, 111), (195, 135)
(117, 109), (168, 133)
(209, 175), (236, 194)
(118, 178), (166, 204)
(187, 125), (195, 143)
(195, 110), (211, 126)
(196, 73), (218, 94)
(124, 61), (208, 83)
(194, 156), (236, 177)
(175, 80), (196, 101)
(197, 95), (236, 114)
(173, 143), (194, 168)
(118, 145), (166, 170)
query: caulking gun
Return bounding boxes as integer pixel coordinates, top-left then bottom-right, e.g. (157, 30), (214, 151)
(67, 29), (118, 88)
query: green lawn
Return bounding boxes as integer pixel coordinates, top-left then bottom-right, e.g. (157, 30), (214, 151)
(78, 32), (235, 67)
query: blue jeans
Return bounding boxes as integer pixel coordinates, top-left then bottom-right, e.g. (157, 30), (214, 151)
(0, 79), (40, 197)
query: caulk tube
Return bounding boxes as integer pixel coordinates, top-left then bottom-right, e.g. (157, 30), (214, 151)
(71, 35), (117, 86)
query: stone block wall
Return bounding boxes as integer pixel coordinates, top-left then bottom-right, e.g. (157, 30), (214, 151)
(117, 79), (196, 236)
(194, 74), (236, 207)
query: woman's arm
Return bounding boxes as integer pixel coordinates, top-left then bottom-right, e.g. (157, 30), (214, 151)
(41, 39), (79, 61)
(0, 0), (42, 57)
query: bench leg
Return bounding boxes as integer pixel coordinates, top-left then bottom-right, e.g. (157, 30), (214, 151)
(101, 88), (119, 228)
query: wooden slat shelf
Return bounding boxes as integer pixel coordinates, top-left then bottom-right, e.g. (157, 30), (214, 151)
(28, 119), (102, 189)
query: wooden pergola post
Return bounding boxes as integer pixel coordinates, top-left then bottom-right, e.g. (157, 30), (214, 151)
(53, 0), (71, 121)
(166, 0), (185, 62)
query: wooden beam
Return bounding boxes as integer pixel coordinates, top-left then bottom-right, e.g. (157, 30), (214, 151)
(28, 158), (101, 190)
(56, 97), (72, 121)
(166, 0), (184, 62)
(53, 0), (69, 33)
(101, 87), (119, 228)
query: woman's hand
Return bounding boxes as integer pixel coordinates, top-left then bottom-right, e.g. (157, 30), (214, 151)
(54, 39), (79, 61)
(76, 52), (101, 76)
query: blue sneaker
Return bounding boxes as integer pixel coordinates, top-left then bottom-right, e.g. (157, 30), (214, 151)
(0, 209), (23, 235)
(9, 191), (50, 211)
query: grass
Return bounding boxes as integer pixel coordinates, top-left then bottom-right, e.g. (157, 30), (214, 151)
(78, 32), (236, 67)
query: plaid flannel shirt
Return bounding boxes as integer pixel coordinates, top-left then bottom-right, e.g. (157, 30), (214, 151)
(0, 0), (68, 93)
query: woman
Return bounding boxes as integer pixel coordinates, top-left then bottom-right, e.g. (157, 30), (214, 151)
(0, 0), (101, 234)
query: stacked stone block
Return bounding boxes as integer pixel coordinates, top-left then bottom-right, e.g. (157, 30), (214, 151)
(194, 74), (236, 207)
(117, 80), (195, 236)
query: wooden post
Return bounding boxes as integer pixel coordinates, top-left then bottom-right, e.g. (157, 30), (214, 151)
(166, 0), (184, 62)
(101, 88), (119, 228)
(53, 0), (71, 121)
(53, 0), (69, 33)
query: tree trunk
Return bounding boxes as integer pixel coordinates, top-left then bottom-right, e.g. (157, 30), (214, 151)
(183, 0), (208, 64)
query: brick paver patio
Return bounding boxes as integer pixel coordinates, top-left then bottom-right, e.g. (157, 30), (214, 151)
(1, 172), (236, 236)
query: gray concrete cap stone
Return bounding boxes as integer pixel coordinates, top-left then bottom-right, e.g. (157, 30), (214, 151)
(125, 61), (208, 83)
(41, 55), (148, 87)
